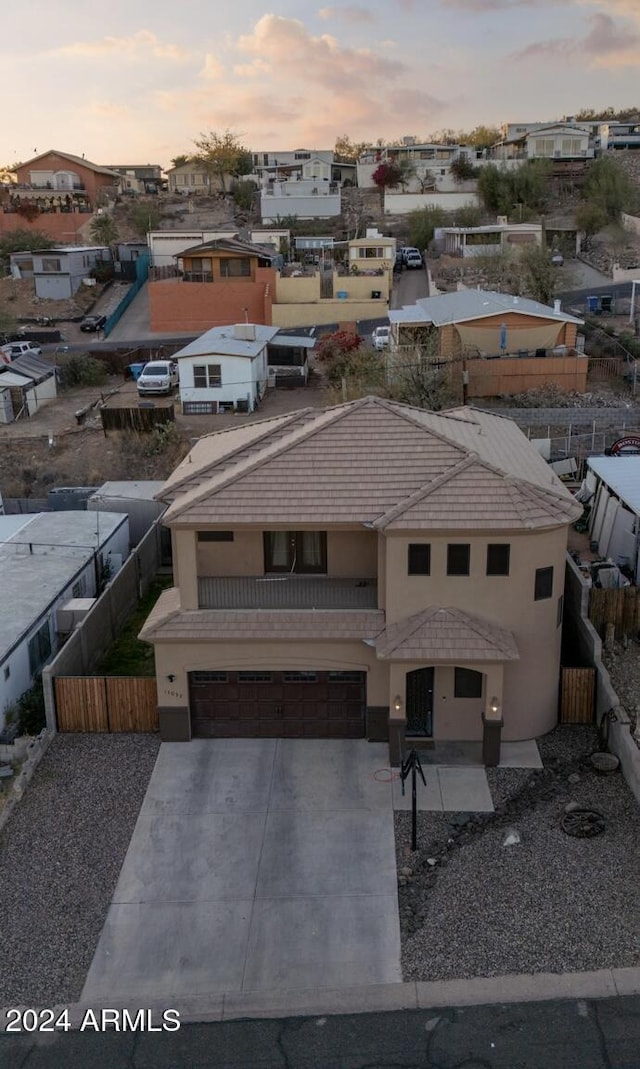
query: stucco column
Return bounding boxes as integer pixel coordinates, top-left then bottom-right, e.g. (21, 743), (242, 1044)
(482, 665), (504, 767)
(174, 529), (199, 609)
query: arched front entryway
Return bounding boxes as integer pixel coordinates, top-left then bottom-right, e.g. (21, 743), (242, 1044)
(405, 667), (434, 737)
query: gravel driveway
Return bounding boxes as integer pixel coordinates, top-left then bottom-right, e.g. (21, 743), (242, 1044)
(397, 726), (640, 981)
(0, 734), (160, 1006)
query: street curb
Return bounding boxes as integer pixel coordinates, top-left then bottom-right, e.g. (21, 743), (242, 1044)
(2, 967), (639, 1030)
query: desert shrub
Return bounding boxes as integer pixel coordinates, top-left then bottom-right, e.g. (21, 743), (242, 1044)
(17, 676), (46, 736)
(57, 353), (108, 388)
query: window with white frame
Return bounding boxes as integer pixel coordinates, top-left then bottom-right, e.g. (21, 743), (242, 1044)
(193, 364), (222, 388)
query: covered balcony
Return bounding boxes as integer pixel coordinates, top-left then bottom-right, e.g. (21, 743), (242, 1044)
(198, 575), (378, 610)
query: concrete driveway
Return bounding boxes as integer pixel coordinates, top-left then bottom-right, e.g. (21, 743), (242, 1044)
(82, 739), (401, 1001)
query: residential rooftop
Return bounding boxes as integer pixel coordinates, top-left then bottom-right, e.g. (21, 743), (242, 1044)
(389, 289), (584, 327)
(0, 511), (127, 665)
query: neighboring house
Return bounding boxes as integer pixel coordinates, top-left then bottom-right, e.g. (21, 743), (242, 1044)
(0, 511), (129, 727)
(267, 335), (315, 387)
(11, 150), (120, 208)
(606, 121), (640, 151)
(348, 230), (396, 273)
(582, 457), (640, 582)
(31, 245), (112, 299)
(251, 149), (334, 182)
(148, 238), (276, 333)
(116, 241), (149, 281)
(107, 164), (163, 194)
(148, 229), (238, 268)
(87, 482), (168, 547)
(140, 396), (581, 764)
(389, 289), (586, 397)
(0, 352), (57, 421)
(166, 161), (230, 194)
(249, 228), (290, 252)
(436, 219), (542, 258)
(492, 123), (594, 162)
(260, 178), (341, 223)
(174, 323), (280, 414)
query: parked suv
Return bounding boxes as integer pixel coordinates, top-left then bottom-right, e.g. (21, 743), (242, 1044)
(80, 313), (107, 333)
(0, 340), (43, 361)
(136, 360), (179, 395)
(404, 249), (423, 269)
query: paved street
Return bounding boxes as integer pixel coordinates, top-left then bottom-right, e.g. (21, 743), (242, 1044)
(2, 995), (639, 1067)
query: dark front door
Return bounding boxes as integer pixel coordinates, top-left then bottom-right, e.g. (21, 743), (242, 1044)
(406, 667), (434, 737)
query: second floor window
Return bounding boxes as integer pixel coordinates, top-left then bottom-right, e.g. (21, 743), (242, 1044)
(220, 257), (251, 278)
(408, 544), (431, 575)
(447, 544), (470, 576)
(193, 364), (221, 389)
(264, 531), (327, 573)
(534, 566), (554, 601)
(486, 544), (510, 576)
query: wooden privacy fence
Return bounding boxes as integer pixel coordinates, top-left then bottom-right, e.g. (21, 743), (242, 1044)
(54, 676), (158, 733)
(560, 667), (596, 724)
(100, 405), (174, 434)
(589, 586), (640, 640)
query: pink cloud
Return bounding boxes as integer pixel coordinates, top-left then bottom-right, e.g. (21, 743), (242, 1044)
(513, 12), (640, 68)
(317, 6), (375, 24)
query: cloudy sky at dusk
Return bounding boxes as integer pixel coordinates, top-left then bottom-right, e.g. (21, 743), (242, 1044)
(3, 0), (639, 168)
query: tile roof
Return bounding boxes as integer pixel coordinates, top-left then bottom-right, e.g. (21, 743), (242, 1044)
(389, 289), (583, 327)
(160, 396), (581, 531)
(139, 590), (384, 643)
(376, 607), (519, 662)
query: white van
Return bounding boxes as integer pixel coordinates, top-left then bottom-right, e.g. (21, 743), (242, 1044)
(0, 340), (43, 361)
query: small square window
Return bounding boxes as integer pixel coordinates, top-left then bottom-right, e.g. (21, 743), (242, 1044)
(408, 543), (431, 575)
(486, 544), (510, 576)
(454, 668), (483, 699)
(447, 544), (470, 576)
(534, 566), (554, 601)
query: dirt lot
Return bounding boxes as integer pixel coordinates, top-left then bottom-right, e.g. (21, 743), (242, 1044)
(0, 276), (105, 326)
(0, 380), (330, 498)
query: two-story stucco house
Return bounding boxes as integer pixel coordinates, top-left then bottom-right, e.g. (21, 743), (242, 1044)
(140, 396), (581, 764)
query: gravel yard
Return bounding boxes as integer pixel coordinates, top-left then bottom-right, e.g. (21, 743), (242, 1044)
(397, 726), (640, 982)
(0, 734), (160, 1006)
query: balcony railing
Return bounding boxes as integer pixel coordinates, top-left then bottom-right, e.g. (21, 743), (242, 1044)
(198, 575), (378, 610)
(183, 271), (213, 283)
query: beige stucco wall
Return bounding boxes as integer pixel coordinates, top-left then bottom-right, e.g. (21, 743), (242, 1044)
(383, 527), (568, 739)
(343, 272), (390, 301)
(275, 273), (320, 304)
(193, 528), (378, 579)
(154, 639), (389, 713)
(272, 299), (389, 328)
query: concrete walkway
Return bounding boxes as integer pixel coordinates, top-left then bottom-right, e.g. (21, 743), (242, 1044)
(81, 739), (401, 1002)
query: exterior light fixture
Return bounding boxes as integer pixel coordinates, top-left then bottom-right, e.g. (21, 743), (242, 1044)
(167, 674), (176, 683)
(393, 694), (403, 713)
(490, 696), (500, 716)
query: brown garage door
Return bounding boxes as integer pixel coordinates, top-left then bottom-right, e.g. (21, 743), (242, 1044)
(189, 670), (366, 738)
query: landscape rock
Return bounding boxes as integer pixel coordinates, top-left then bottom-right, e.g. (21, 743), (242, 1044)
(502, 829), (522, 847)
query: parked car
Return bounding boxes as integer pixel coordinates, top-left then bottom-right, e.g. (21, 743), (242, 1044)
(136, 360), (179, 395)
(80, 313), (107, 333)
(0, 340), (42, 361)
(401, 247), (421, 265)
(404, 250), (423, 270)
(371, 325), (391, 351)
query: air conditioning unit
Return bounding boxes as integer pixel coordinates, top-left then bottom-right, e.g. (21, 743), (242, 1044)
(268, 366), (277, 381)
(56, 598), (96, 634)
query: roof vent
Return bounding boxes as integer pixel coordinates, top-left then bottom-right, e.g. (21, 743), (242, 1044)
(554, 299), (562, 314)
(233, 323), (257, 341)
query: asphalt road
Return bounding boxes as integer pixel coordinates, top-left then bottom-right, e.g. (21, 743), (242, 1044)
(2, 995), (638, 1067)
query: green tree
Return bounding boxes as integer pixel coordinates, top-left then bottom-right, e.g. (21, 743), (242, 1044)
(450, 157), (479, 183)
(334, 135), (369, 163)
(583, 157), (637, 220)
(520, 244), (558, 306)
(89, 214), (119, 247)
(407, 205), (449, 249)
(170, 154), (189, 168)
(477, 160), (550, 217)
(452, 205), (482, 228)
(128, 202), (162, 237)
(233, 179), (258, 211)
(574, 201), (608, 249)
(0, 228), (55, 275)
(192, 130), (252, 193)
